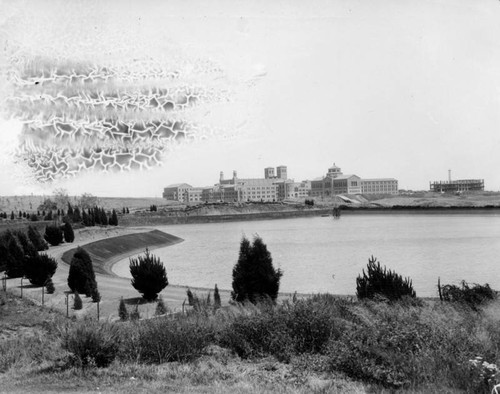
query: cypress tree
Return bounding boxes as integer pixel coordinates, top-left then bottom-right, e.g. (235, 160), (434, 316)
(214, 284), (221, 309)
(5, 231), (25, 278)
(24, 253), (58, 286)
(28, 225), (48, 251)
(10, 211), (14, 220)
(129, 248), (168, 301)
(63, 222), (75, 243)
(44, 224), (63, 246)
(67, 247), (96, 295)
(231, 236), (283, 303)
(118, 297), (129, 321)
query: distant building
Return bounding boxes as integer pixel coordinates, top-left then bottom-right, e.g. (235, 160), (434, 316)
(163, 163), (397, 203)
(361, 179), (399, 195)
(430, 179), (484, 193)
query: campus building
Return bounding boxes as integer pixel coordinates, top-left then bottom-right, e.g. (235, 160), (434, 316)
(309, 164), (398, 198)
(429, 179), (484, 193)
(163, 163), (398, 203)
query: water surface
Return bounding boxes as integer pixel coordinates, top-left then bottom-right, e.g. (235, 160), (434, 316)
(112, 213), (500, 297)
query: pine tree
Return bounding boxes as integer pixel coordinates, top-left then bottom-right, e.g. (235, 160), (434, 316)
(73, 291), (83, 310)
(231, 236), (283, 303)
(73, 207), (82, 223)
(110, 209), (118, 226)
(10, 211), (14, 220)
(67, 202), (74, 218)
(118, 297), (129, 321)
(24, 253), (58, 286)
(91, 287), (101, 303)
(129, 249), (168, 301)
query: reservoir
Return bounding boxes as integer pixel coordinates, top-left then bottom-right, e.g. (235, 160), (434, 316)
(112, 212), (500, 297)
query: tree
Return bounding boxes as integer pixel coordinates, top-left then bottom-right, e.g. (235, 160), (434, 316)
(79, 193), (99, 209)
(72, 207), (82, 223)
(27, 225), (48, 251)
(67, 247), (96, 295)
(109, 209), (118, 226)
(63, 222), (75, 243)
(53, 188), (70, 209)
(91, 287), (101, 303)
(24, 253), (58, 286)
(356, 256), (416, 301)
(13, 230), (37, 257)
(5, 232), (25, 278)
(44, 224), (63, 246)
(129, 248), (168, 301)
(73, 291), (83, 310)
(118, 297), (129, 321)
(46, 278), (55, 294)
(214, 284), (221, 309)
(44, 210), (53, 221)
(231, 235), (283, 303)
(38, 198), (57, 212)
(10, 211), (14, 220)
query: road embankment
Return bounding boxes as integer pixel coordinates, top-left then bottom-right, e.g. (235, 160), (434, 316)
(61, 229), (183, 276)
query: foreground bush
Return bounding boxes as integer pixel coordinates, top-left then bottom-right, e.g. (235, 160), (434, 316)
(356, 256), (416, 301)
(120, 316), (213, 363)
(129, 249), (168, 301)
(24, 253), (58, 286)
(62, 320), (121, 367)
(440, 280), (496, 310)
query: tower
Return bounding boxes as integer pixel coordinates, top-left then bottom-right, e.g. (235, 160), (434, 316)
(276, 165), (287, 180)
(264, 167), (275, 179)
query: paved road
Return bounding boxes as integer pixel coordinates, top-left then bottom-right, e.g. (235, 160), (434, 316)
(5, 227), (231, 320)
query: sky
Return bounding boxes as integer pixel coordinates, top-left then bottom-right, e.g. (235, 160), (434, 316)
(0, 0), (499, 197)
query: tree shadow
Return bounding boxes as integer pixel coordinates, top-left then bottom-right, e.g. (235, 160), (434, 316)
(17, 283), (39, 289)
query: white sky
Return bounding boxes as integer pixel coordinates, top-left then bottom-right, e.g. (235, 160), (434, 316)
(1, 0), (500, 196)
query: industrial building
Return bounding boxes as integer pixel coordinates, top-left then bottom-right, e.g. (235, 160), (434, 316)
(430, 171), (484, 193)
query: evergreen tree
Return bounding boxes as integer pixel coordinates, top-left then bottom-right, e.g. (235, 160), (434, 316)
(126, 207), (129, 214)
(110, 209), (118, 226)
(73, 291), (83, 310)
(67, 247), (96, 295)
(10, 211), (14, 220)
(24, 253), (58, 286)
(231, 235), (283, 303)
(187, 288), (195, 306)
(91, 287), (101, 303)
(67, 202), (74, 218)
(73, 207), (82, 223)
(63, 222), (75, 243)
(214, 284), (221, 309)
(129, 248), (168, 301)
(19, 210), (22, 218)
(46, 278), (55, 294)
(100, 208), (108, 226)
(118, 297), (129, 321)
(122, 207), (126, 214)
(5, 231), (25, 278)
(13, 230), (37, 257)
(27, 225), (48, 251)
(44, 224), (63, 246)
(44, 211), (53, 220)
(22, 211), (27, 218)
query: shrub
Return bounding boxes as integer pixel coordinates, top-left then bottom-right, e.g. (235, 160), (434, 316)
(120, 316), (213, 364)
(74, 292), (83, 310)
(187, 288), (195, 306)
(27, 226), (48, 251)
(356, 256), (416, 301)
(67, 247), (96, 295)
(130, 304), (141, 321)
(44, 224), (63, 246)
(440, 280), (496, 310)
(129, 248), (168, 301)
(62, 320), (120, 368)
(155, 296), (167, 316)
(63, 222), (75, 243)
(24, 253), (58, 286)
(118, 298), (129, 321)
(91, 288), (101, 303)
(46, 278), (55, 294)
(231, 236), (283, 303)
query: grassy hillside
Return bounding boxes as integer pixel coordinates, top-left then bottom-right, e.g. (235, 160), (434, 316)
(2, 289), (500, 393)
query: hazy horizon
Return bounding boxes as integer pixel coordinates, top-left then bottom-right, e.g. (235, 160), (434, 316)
(1, 0), (499, 197)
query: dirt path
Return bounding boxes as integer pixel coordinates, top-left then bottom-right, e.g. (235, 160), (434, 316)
(4, 226), (231, 320)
